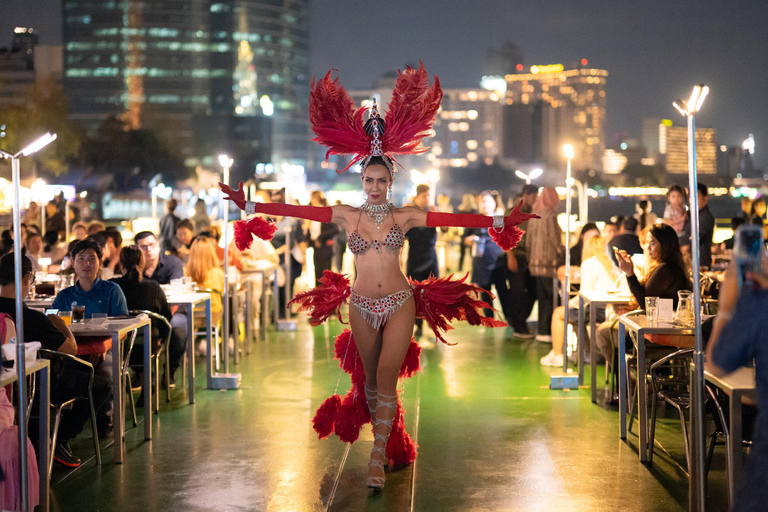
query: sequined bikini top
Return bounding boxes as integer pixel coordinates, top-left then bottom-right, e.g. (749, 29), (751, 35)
(347, 210), (405, 255)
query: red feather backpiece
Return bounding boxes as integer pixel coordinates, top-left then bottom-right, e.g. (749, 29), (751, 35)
(309, 71), (370, 172)
(384, 61), (443, 157)
(410, 273), (507, 345)
(312, 329), (422, 466)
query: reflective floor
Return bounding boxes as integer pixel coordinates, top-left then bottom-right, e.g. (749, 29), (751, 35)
(51, 320), (732, 511)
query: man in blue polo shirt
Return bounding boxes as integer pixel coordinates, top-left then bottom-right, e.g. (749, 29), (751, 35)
(53, 238), (128, 438)
(53, 238), (128, 317)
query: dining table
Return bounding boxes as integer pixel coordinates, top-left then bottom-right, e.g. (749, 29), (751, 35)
(1, 359), (51, 511)
(164, 291), (211, 402)
(69, 315), (152, 464)
(577, 290), (632, 402)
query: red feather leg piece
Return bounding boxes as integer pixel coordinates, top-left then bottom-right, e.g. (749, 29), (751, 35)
(489, 225), (525, 252)
(309, 72), (370, 172)
(411, 273), (507, 345)
(334, 386), (369, 443)
(288, 270), (351, 325)
(383, 61), (443, 157)
(313, 394), (341, 439)
(399, 337), (421, 378)
(386, 401), (418, 466)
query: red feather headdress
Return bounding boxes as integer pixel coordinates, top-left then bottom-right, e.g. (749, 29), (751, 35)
(309, 60), (443, 173)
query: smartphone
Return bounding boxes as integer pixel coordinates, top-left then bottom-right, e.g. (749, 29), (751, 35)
(733, 224), (764, 286)
(45, 308), (59, 315)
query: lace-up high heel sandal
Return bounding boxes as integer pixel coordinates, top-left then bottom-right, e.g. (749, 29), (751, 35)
(366, 391), (398, 490)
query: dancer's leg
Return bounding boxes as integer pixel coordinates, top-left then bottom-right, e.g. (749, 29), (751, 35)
(367, 297), (416, 488)
(349, 305), (384, 392)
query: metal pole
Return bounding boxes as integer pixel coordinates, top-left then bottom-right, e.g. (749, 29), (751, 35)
(561, 157), (573, 370)
(222, 166), (230, 374)
(12, 157), (30, 512)
(65, 200), (70, 243)
(687, 113), (706, 512)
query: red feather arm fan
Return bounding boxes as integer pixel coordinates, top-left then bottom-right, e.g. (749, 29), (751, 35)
(312, 329), (421, 465)
(308, 71), (371, 172)
(288, 270), (351, 325)
(410, 273), (507, 345)
(383, 60), (443, 160)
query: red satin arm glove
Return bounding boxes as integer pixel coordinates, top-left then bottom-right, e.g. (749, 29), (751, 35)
(219, 181), (332, 222)
(426, 200), (539, 251)
(426, 200), (538, 228)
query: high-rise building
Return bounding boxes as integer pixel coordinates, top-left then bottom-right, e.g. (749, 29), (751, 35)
(0, 28), (62, 109)
(658, 124), (717, 175)
(62, 0), (310, 180)
(504, 61), (608, 172)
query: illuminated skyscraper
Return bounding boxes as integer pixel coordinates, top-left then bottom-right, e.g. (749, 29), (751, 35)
(62, 0), (310, 179)
(504, 61), (608, 171)
(659, 124), (717, 175)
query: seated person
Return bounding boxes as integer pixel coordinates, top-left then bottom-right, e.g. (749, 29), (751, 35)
(41, 231), (66, 265)
(53, 239), (128, 318)
(720, 216), (746, 253)
(111, 246), (185, 385)
(71, 221), (88, 241)
(172, 219), (195, 263)
(0, 254), (111, 468)
(186, 237), (224, 328)
(102, 228), (123, 277)
(134, 231), (183, 284)
(52, 239), (128, 437)
(541, 235), (622, 366)
(631, 225), (653, 282)
(134, 231), (188, 346)
(24, 232), (45, 273)
(706, 257), (768, 512)
(595, 224), (691, 362)
(610, 217), (643, 265)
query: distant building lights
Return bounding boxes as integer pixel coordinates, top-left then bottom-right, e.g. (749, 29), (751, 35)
(620, 142), (628, 150)
(742, 133), (755, 154)
(260, 95), (274, 116)
(515, 63), (523, 71)
(581, 58), (588, 66)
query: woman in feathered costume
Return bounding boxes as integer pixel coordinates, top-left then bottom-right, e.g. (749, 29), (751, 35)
(220, 62), (538, 490)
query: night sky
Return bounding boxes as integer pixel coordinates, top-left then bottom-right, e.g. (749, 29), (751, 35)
(3, 0), (767, 168)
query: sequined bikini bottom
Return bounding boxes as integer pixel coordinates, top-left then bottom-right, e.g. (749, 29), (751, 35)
(350, 288), (414, 330)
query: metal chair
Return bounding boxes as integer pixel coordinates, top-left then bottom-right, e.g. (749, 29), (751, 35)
(128, 310), (172, 412)
(37, 349), (101, 480)
(118, 326), (139, 428)
(193, 288), (222, 369)
(648, 348), (694, 466)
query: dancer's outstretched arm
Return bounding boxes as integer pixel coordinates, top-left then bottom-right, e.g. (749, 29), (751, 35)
(402, 199), (538, 230)
(400, 200), (538, 251)
(220, 181), (348, 224)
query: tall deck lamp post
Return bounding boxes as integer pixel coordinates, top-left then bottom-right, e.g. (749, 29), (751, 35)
(560, 144), (575, 371)
(673, 84), (709, 512)
(218, 154), (234, 375)
(0, 132), (57, 512)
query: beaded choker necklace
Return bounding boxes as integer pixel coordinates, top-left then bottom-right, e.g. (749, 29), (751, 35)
(361, 201), (394, 228)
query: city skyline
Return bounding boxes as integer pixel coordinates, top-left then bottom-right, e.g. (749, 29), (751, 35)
(2, 0), (766, 168)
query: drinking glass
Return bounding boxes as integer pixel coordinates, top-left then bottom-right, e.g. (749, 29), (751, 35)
(183, 276), (194, 293)
(58, 311), (72, 326)
(72, 305), (86, 323)
(645, 297), (659, 326)
(90, 313), (108, 327)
